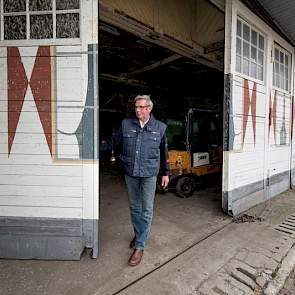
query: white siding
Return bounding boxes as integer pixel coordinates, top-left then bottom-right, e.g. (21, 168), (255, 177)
(223, 0), (294, 214)
(0, 0), (98, 221)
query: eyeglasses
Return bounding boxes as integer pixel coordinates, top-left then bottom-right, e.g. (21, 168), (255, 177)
(135, 105), (150, 110)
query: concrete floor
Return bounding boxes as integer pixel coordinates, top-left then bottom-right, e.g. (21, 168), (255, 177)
(279, 265), (295, 295)
(120, 189), (295, 295)
(0, 170), (231, 295)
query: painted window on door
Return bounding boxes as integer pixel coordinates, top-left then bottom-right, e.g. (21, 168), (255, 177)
(1, 0), (80, 40)
(273, 46), (291, 92)
(236, 18), (265, 81)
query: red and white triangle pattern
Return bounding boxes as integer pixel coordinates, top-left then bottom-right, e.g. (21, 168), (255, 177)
(242, 79), (257, 147)
(7, 46), (52, 156)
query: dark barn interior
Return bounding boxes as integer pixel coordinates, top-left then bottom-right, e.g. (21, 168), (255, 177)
(99, 22), (224, 142)
(97, 22), (228, 287)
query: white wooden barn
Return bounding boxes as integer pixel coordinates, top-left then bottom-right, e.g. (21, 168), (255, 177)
(1, 0), (295, 260)
(0, 0), (99, 260)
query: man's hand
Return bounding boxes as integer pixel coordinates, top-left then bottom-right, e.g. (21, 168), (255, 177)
(161, 175), (169, 189)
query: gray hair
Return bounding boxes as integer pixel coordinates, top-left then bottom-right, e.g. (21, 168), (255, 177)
(134, 95), (153, 110)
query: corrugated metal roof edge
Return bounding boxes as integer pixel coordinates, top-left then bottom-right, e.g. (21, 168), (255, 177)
(241, 0), (295, 46)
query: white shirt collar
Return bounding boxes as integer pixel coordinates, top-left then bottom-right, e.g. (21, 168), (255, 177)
(140, 118), (149, 128)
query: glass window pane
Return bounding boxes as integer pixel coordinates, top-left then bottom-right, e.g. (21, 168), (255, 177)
(258, 66), (263, 81)
(243, 41), (249, 58)
(280, 74), (284, 89)
(243, 58), (249, 76)
(274, 48), (279, 61)
(236, 55), (241, 73)
(285, 55), (289, 67)
(251, 30), (257, 46)
(251, 46), (257, 62)
(275, 62), (279, 75)
(237, 20), (242, 37)
(250, 62), (257, 78)
(4, 0), (26, 12)
(56, 0), (79, 10)
(258, 51), (263, 65)
(280, 64), (284, 76)
(4, 16), (26, 40)
(275, 74), (279, 87)
(236, 38), (241, 55)
(280, 51), (284, 64)
(259, 35), (264, 50)
(243, 24), (250, 41)
(285, 67), (289, 80)
(285, 79), (289, 91)
(29, 0), (52, 11)
(30, 15), (53, 39)
(56, 13), (80, 38)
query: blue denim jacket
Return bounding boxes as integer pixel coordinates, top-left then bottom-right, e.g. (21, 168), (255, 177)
(119, 114), (169, 177)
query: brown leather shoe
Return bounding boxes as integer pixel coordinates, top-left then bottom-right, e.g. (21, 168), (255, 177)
(128, 249), (144, 266)
(129, 236), (136, 249)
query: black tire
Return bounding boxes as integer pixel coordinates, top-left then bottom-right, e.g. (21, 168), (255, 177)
(176, 176), (194, 198)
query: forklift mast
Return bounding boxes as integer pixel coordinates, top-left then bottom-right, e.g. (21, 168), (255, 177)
(187, 107), (221, 155)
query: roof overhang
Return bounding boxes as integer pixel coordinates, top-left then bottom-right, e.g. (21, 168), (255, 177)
(243, 0), (295, 46)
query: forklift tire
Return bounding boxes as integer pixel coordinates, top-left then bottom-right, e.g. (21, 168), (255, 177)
(176, 176), (194, 198)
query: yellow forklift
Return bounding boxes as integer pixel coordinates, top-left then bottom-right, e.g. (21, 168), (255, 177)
(159, 108), (222, 197)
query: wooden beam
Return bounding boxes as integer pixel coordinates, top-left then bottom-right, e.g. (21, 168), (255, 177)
(127, 54), (181, 77)
(101, 94), (117, 108)
(99, 73), (149, 87)
(99, 3), (223, 71)
(100, 108), (125, 113)
(204, 40), (224, 54)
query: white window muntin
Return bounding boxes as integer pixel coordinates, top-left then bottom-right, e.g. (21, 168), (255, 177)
(272, 44), (291, 92)
(236, 17), (265, 82)
(0, 0), (80, 42)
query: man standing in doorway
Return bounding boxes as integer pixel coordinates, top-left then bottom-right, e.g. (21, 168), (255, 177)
(119, 95), (169, 266)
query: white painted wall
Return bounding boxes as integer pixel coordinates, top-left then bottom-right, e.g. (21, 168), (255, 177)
(0, 0), (98, 221)
(223, 0), (294, 214)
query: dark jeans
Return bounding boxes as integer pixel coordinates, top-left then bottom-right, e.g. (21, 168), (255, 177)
(125, 175), (157, 250)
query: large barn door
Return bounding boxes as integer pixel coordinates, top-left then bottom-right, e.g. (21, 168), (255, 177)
(0, 0), (98, 260)
(223, 0), (268, 215)
(268, 44), (292, 197)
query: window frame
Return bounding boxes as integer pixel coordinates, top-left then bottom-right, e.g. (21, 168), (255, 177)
(235, 17), (266, 83)
(272, 43), (291, 93)
(0, 0), (81, 45)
